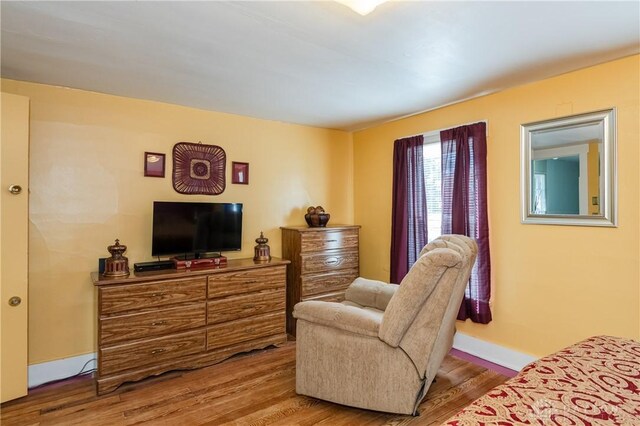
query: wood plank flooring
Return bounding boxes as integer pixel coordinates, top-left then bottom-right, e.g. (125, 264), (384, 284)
(1, 342), (508, 425)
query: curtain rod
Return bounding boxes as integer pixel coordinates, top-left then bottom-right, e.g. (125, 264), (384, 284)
(396, 119), (488, 140)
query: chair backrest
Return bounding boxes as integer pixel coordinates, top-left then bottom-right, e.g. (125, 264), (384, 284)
(379, 235), (478, 380)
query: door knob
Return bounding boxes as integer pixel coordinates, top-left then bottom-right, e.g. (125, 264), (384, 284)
(9, 185), (22, 195)
(8, 296), (22, 307)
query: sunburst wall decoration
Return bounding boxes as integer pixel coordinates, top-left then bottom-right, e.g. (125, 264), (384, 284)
(172, 142), (226, 195)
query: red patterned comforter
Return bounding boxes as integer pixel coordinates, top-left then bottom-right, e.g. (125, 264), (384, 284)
(444, 336), (640, 425)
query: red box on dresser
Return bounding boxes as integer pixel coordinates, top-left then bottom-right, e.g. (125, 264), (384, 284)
(172, 255), (228, 270)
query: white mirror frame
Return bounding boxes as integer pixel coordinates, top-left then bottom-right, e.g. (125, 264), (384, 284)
(520, 108), (617, 227)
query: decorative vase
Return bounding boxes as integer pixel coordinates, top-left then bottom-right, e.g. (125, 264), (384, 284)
(304, 206), (331, 227)
(253, 232), (271, 262)
(103, 239), (130, 277)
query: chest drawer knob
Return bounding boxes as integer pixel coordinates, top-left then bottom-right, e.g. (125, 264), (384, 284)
(151, 348), (166, 355)
(324, 257), (343, 266)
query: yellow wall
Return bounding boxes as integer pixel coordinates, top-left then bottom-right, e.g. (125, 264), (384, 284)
(2, 56), (639, 365)
(1, 79), (353, 364)
(353, 55), (640, 357)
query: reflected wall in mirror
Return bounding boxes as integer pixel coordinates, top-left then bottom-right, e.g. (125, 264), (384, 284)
(521, 108), (616, 227)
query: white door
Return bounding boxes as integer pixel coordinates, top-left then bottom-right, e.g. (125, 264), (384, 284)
(0, 92), (30, 403)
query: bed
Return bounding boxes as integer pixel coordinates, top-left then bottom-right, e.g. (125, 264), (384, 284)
(444, 335), (640, 425)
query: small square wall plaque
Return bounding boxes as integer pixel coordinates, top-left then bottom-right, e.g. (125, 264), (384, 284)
(232, 162), (249, 185)
(144, 152), (165, 178)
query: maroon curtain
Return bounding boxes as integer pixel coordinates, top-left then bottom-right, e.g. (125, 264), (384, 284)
(441, 122), (492, 324)
(390, 135), (428, 284)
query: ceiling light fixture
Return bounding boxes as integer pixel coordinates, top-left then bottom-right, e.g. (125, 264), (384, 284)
(335, 0), (388, 15)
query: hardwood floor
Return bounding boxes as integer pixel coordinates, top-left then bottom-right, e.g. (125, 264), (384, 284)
(1, 342), (508, 425)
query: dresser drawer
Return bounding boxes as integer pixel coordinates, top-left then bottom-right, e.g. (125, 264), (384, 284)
(100, 277), (206, 315)
(207, 312), (285, 351)
(208, 290), (284, 325)
(301, 250), (359, 274)
(208, 266), (286, 299)
(303, 291), (346, 303)
(100, 330), (205, 376)
(301, 269), (358, 297)
(300, 229), (359, 253)
(100, 303), (206, 345)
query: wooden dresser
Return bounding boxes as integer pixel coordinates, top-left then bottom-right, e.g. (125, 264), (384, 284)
(281, 225), (360, 336)
(91, 258), (289, 395)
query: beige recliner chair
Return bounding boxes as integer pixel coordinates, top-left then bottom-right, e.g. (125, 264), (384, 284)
(293, 235), (478, 415)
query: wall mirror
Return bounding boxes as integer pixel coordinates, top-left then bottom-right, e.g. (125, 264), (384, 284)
(520, 108), (616, 227)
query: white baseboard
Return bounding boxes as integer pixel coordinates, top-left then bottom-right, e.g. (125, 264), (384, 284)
(28, 353), (97, 388)
(453, 332), (537, 371)
(27, 334), (534, 388)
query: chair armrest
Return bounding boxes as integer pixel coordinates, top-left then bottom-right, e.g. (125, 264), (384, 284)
(345, 277), (399, 311)
(293, 301), (381, 337)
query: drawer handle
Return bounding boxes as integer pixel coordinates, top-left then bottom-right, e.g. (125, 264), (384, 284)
(151, 292), (166, 298)
(151, 348), (166, 355)
(326, 239), (338, 243)
(151, 320), (167, 326)
(324, 257), (343, 266)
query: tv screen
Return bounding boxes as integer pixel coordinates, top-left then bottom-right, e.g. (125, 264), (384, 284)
(152, 202), (243, 257)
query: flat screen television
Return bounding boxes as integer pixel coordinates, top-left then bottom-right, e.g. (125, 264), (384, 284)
(152, 201), (243, 257)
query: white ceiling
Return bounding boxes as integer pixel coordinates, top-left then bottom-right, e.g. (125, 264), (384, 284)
(1, 1), (638, 131)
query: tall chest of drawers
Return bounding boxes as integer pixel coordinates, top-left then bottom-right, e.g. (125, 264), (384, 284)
(281, 225), (360, 336)
(92, 258), (288, 394)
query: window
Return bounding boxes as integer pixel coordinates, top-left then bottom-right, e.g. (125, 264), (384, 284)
(423, 132), (442, 241)
(533, 172), (547, 214)
(393, 122), (491, 323)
